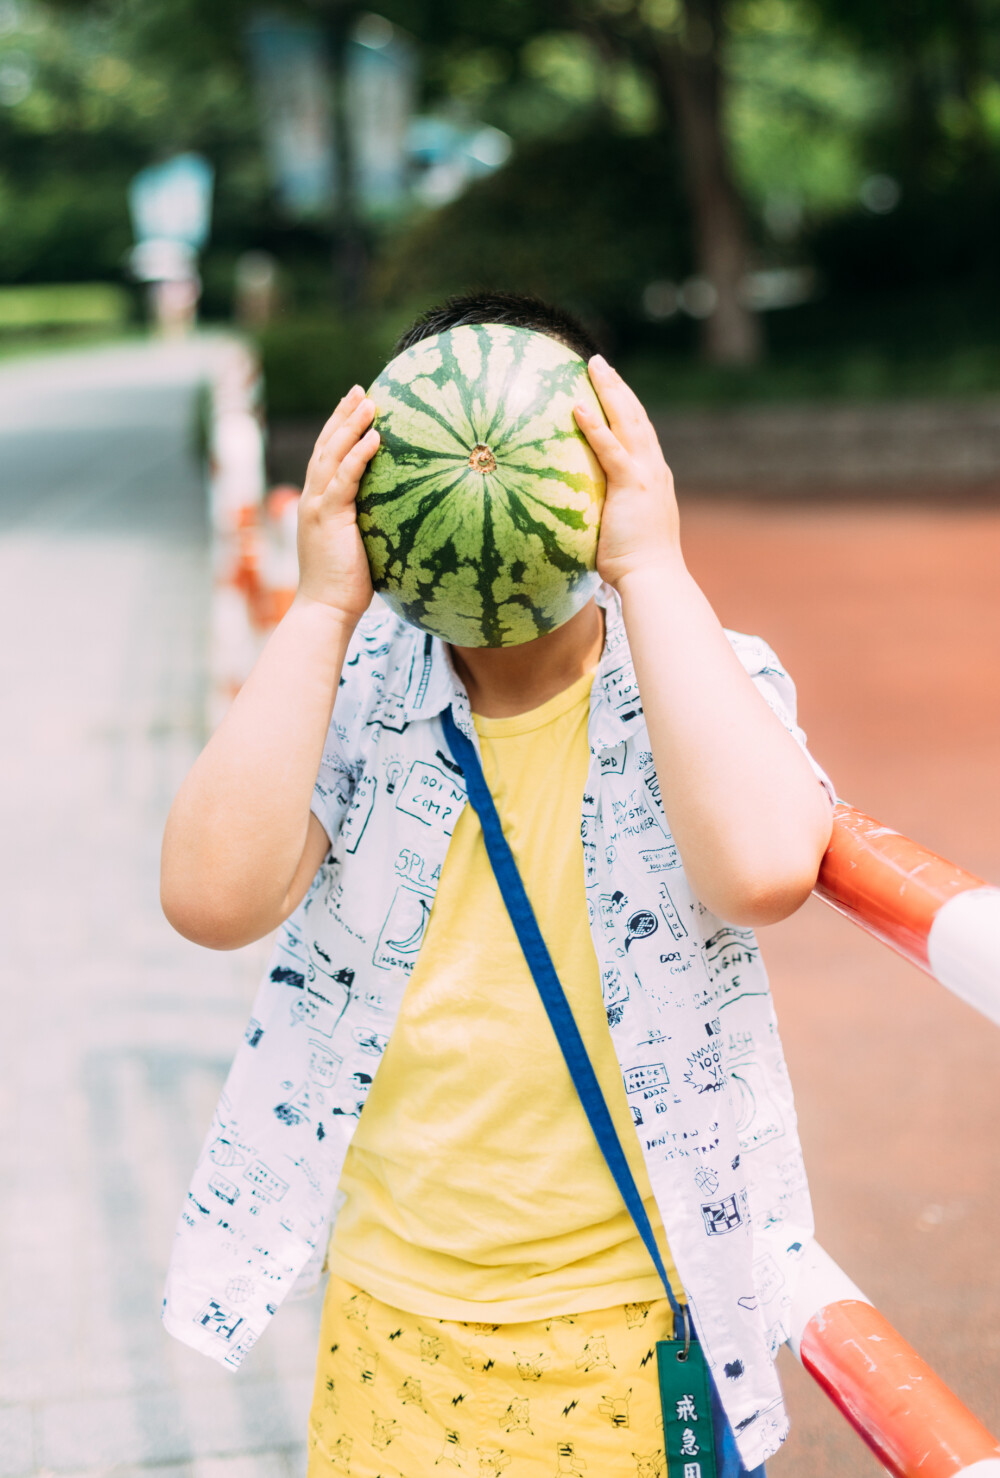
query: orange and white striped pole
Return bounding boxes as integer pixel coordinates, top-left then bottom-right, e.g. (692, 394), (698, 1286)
(251, 484), (301, 632)
(789, 1243), (1000, 1477)
(202, 348), (306, 723)
(816, 804), (1000, 1027)
(801, 817), (1000, 1469)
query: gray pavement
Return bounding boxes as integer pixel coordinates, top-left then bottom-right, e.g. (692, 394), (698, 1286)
(0, 338), (319, 1478)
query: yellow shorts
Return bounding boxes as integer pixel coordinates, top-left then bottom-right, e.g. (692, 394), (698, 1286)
(308, 1275), (676, 1477)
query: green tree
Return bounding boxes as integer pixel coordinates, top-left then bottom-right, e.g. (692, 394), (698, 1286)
(382, 0), (765, 362)
(0, 0), (267, 285)
(583, 0), (764, 365)
(25, 0), (999, 367)
(42, 0), (768, 363)
(806, 0), (1000, 183)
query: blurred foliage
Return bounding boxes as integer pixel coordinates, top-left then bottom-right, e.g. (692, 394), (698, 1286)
(623, 289), (1000, 404)
(727, 0), (893, 219)
(809, 182), (1000, 308)
(257, 295), (1000, 424)
(4, 0), (1000, 400)
(373, 127), (691, 349)
(807, 0), (1000, 174)
(0, 0), (268, 287)
(258, 314), (395, 418)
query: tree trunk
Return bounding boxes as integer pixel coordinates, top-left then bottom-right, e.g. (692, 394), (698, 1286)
(653, 0), (762, 366)
(898, 31), (937, 183)
(318, 0), (368, 314)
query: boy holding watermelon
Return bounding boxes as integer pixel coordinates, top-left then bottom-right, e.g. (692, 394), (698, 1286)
(161, 293), (834, 1477)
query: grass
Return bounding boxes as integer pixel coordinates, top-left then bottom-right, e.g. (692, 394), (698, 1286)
(0, 281), (132, 331)
(0, 281), (142, 364)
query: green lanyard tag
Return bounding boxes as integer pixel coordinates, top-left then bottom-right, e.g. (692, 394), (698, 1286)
(657, 1332), (719, 1478)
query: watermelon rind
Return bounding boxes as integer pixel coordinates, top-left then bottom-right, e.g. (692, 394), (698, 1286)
(357, 323), (607, 648)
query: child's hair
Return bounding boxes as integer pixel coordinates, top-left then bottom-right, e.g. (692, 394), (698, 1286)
(393, 290), (602, 363)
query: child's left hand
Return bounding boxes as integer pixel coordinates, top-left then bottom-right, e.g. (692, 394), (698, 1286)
(574, 356), (682, 590)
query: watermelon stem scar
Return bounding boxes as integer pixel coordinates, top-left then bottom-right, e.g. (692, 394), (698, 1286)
(468, 442), (497, 474)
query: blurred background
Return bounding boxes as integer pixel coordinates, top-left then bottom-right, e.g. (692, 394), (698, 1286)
(5, 0), (1000, 416)
(1, 1), (999, 1476)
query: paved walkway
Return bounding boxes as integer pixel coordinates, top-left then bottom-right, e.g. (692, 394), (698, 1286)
(1, 339), (998, 1477)
(0, 338), (319, 1478)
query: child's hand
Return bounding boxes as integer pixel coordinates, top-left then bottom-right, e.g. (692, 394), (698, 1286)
(296, 384), (380, 625)
(574, 356), (682, 590)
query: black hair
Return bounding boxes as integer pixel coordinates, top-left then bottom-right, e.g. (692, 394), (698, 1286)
(393, 290), (603, 363)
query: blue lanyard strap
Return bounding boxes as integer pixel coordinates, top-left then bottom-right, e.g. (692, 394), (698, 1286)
(440, 705), (684, 1332)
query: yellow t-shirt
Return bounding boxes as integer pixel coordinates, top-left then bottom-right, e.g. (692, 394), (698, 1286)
(330, 670), (683, 1320)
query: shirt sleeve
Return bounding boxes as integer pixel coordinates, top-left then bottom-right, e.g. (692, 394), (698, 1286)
(310, 600), (412, 843)
(726, 630), (837, 805)
(310, 731), (356, 844)
(308, 634), (369, 844)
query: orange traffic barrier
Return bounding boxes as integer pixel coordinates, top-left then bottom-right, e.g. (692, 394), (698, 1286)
(250, 484), (300, 630)
(202, 345), (308, 723)
(204, 341), (268, 729)
(798, 809), (1000, 1475)
(801, 1299), (1000, 1477)
(790, 1244), (1000, 1478)
(816, 803), (1000, 1026)
(817, 804), (985, 967)
(785, 1241), (998, 1472)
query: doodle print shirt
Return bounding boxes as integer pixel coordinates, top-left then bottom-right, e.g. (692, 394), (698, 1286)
(163, 585), (835, 1471)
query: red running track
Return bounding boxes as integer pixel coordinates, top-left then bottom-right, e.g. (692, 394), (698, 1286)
(682, 498), (1000, 1477)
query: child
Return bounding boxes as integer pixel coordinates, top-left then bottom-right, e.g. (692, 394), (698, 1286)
(161, 291), (834, 1477)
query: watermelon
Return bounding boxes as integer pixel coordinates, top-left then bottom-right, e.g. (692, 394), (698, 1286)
(357, 323), (607, 648)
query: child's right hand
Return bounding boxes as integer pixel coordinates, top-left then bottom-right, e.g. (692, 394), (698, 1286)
(296, 384), (380, 625)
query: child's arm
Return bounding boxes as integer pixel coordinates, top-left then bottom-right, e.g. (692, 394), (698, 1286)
(575, 358), (833, 927)
(160, 386), (380, 950)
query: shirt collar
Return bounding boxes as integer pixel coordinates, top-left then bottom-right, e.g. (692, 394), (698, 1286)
(392, 583), (643, 752)
(398, 626), (474, 735)
(589, 584), (647, 752)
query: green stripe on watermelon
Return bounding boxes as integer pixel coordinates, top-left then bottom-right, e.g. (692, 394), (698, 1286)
(357, 323), (607, 648)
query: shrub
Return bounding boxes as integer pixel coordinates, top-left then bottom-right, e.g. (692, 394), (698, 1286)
(373, 126), (693, 354)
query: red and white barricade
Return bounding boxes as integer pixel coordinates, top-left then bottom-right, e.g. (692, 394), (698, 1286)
(251, 484), (300, 632)
(202, 339), (301, 727)
(816, 804), (1000, 1026)
(790, 1243), (1000, 1477)
(787, 808), (1000, 1476)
